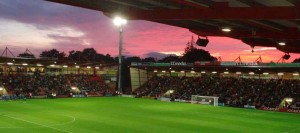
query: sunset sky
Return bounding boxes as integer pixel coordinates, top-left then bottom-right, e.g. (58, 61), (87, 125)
(0, 0), (299, 62)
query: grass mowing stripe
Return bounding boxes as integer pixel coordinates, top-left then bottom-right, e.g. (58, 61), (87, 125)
(1, 97), (299, 133)
(285, 127), (300, 133)
(2, 115), (72, 133)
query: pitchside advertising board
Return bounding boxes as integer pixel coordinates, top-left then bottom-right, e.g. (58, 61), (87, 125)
(131, 62), (300, 67)
(131, 62), (192, 67)
(131, 61), (262, 67)
(260, 107), (300, 114)
(220, 61), (259, 66)
(131, 62), (151, 66)
(170, 62), (187, 66)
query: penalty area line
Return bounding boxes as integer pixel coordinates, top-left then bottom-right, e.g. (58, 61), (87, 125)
(50, 115), (76, 126)
(2, 115), (72, 133)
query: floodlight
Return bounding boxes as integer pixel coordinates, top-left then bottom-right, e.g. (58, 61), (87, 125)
(50, 64), (55, 67)
(249, 72), (255, 75)
(113, 16), (127, 95)
(196, 36), (209, 47)
(22, 63), (28, 66)
(283, 54), (290, 60)
(169, 90), (174, 94)
(87, 66), (91, 69)
(222, 28), (231, 32)
(37, 64), (43, 66)
(201, 71), (206, 74)
(71, 87), (77, 90)
(212, 71), (217, 74)
(63, 65), (68, 68)
(95, 67), (100, 69)
(278, 73), (284, 76)
(7, 62), (13, 65)
(162, 70), (166, 73)
(293, 73), (299, 76)
(75, 66), (80, 68)
(278, 42), (286, 46)
(171, 70), (175, 73)
(180, 71), (185, 73)
(224, 71), (229, 74)
(0, 87), (3, 91)
(286, 98), (293, 102)
(113, 17), (127, 27)
(263, 72), (269, 75)
(236, 72), (242, 74)
(154, 70), (158, 73)
(191, 71), (195, 73)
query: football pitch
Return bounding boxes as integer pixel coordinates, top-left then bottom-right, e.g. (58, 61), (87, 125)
(0, 97), (299, 133)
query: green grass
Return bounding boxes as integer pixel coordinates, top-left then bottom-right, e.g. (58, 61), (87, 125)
(0, 97), (299, 133)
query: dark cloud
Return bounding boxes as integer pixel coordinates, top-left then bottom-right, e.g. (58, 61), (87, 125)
(46, 34), (88, 52)
(0, 0), (101, 28)
(0, 0), (113, 38)
(0, 0), (120, 54)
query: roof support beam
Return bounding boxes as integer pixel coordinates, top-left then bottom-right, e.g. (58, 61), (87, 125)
(170, 0), (208, 9)
(109, 0), (148, 10)
(47, 0), (105, 11)
(277, 46), (300, 53)
(189, 29), (300, 40)
(236, 0), (266, 7)
(238, 20), (282, 32)
(136, 0), (180, 9)
(123, 7), (299, 20)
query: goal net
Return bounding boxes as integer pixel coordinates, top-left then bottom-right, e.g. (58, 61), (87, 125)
(191, 95), (219, 106)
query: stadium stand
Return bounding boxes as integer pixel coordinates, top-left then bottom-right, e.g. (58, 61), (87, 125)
(134, 76), (300, 109)
(0, 73), (112, 99)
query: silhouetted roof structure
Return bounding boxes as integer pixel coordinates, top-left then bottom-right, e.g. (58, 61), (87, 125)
(47, 0), (300, 53)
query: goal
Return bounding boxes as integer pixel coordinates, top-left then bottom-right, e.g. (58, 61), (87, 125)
(191, 95), (219, 106)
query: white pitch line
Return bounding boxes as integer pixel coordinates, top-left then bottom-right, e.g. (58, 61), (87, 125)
(3, 115), (72, 133)
(0, 127), (27, 129)
(51, 115), (76, 126)
(0, 115), (76, 129)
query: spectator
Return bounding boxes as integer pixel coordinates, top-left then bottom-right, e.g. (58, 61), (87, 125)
(0, 74), (111, 99)
(134, 75), (300, 108)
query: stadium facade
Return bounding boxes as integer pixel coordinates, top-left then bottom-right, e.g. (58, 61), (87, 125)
(130, 61), (300, 113)
(130, 61), (300, 90)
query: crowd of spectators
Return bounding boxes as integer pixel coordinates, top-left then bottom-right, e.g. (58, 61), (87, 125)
(134, 76), (300, 108)
(0, 73), (112, 98)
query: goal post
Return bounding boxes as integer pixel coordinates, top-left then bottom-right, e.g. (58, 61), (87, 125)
(191, 95), (219, 106)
